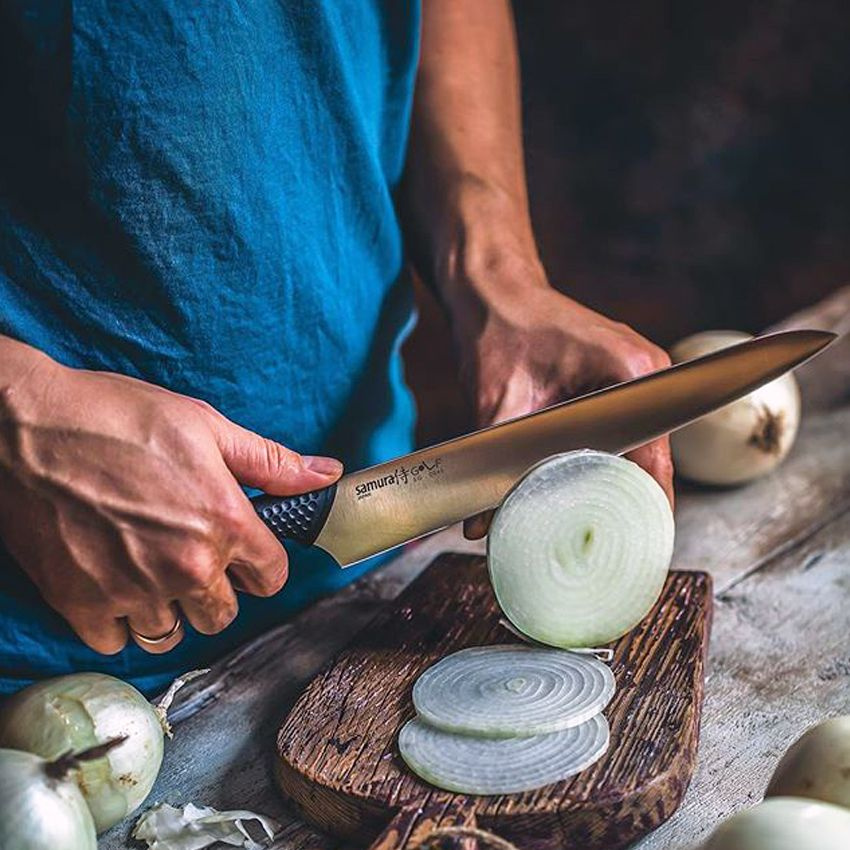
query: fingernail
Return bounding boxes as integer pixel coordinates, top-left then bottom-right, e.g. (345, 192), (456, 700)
(303, 455), (344, 477)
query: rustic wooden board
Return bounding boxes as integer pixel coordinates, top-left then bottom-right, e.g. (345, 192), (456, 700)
(274, 556), (712, 850)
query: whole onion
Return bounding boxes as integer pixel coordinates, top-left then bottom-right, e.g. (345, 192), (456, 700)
(766, 716), (850, 808)
(670, 330), (801, 485)
(0, 669), (205, 834)
(0, 739), (123, 850)
(703, 797), (850, 849)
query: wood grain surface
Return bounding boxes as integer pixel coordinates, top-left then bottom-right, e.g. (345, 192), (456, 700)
(275, 558), (712, 850)
(98, 288), (850, 850)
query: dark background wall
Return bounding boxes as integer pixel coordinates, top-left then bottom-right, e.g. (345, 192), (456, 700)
(406, 0), (850, 445)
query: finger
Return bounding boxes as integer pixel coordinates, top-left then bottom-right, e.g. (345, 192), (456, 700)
(203, 410), (342, 495)
(227, 517), (289, 597)
(179, 571), (239, 635)
(219, 493), (290, 597)
(626, 436), (675, 509)
(64, 610), (129, 655)
(128, 619), (185, 655)
(228, 549), (288, 597)
(126, 602), (182, 643)
(463, 509), (496, 540)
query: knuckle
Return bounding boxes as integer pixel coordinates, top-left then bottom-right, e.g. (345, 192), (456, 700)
(87, 638), (127, 655)
(199, 602), (239, 635)
(258, 439), (301, 481)
(129, 605), (179, 635)
(174, 544), (220, 588)
(215, 492), (251, 537)
(73, 618), (128, 655)
(649, 346), (672, 370)
(95, 634), (129, 655)
(189, 397), (216, 416)
(257, 559), (288, 597)
(176, 395), (219, 425)
(627, 351), (657, 375)
(620, 342), (670, 376)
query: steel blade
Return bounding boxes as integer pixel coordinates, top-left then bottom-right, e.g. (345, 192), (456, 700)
(314, 329), (834, 565)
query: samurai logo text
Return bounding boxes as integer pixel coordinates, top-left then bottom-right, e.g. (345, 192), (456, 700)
(354, 458), (444, 500)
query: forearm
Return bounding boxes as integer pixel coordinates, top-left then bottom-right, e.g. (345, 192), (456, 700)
(402, 0), (545, 321)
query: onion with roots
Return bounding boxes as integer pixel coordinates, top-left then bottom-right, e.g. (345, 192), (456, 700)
(487, 450), (674, 648)
(0, 669), (205, 833)
(670, 330), (801, 485)
(0, 739), (124, 850)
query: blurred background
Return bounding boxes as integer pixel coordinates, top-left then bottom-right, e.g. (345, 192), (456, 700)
(405, 0), (850, 445)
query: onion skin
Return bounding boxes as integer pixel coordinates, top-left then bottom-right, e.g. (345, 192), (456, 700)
(0, 748), (97, 850)
(766, 716), (850, 808)
(702, 797), (850, 850)
(670, 331), (801, 486)
(0, 673), (164, 834)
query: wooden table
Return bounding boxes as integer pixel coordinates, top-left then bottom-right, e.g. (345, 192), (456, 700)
(101, 288), (850, 850)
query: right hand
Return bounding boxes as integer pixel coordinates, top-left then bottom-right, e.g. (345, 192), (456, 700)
(0, 345), (343, 654)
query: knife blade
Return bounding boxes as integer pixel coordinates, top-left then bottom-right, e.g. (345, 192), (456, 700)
(251, 329), (834, 566)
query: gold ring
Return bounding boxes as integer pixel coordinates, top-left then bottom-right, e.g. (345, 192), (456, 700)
(128, 617), (184, 654)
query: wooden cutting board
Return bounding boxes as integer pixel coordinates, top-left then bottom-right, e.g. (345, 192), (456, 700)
(275, 553), (712, 850)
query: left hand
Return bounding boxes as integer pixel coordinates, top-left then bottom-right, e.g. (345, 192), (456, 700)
(449, 263), (674, 539)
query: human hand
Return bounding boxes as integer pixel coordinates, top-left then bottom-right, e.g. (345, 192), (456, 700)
(0, 342), (342, 653)
(446, 261), (674, 539)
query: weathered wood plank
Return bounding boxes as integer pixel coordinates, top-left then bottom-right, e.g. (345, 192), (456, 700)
(636, 505), (850, 849)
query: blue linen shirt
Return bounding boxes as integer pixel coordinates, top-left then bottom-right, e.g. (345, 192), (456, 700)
(0, 1), (420, 695)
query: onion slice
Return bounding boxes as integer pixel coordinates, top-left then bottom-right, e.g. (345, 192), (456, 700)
(412, 645), (615, 738)
(488, 450), (674, 648)
(398, 713), (609, 795)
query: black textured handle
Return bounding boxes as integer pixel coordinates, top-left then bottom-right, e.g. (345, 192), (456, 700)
(250, 484), (337, 547)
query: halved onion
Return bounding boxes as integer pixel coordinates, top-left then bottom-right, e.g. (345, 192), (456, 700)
(488, 450), (674, 648)
(398, 713), (609, 795)
(412, 645), (615, 738)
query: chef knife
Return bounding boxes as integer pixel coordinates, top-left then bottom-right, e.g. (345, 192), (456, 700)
(251, 329), (834, 566)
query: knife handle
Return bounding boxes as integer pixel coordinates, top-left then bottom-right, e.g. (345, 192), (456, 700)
(250, 484), (337, 547)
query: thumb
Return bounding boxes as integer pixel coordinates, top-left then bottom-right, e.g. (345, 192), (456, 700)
(206, 412), (343, 494)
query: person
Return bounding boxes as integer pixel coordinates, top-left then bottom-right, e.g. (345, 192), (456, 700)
(0, 1), (673, 696)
